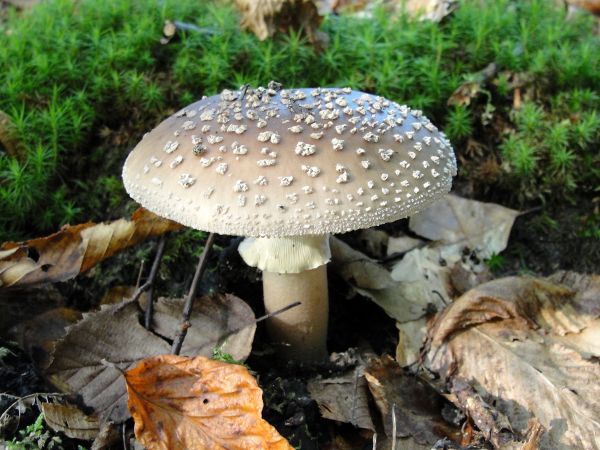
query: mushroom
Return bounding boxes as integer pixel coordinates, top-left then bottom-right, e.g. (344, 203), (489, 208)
(122, 84), (457, 363)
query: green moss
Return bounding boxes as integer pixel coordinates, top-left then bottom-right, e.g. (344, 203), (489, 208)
(0, 0), (598, 240)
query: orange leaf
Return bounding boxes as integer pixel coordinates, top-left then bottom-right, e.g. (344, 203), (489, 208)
(0, 208), (182, 287)
(125, 355), (293, 450)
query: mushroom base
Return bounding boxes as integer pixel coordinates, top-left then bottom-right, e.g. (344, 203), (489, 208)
(262, 265), (328, 363)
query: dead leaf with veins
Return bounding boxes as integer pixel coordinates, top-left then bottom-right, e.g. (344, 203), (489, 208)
(125, 354), (293, 450)
(0, 208), (182, 287)
(408, 194), (519, 258)
(42, 403), (99, 441)
(424, 274), (600, 450)
(45, 301), (172, 423)
(140, 293), (256, 361)
(308, 366), (375, 431)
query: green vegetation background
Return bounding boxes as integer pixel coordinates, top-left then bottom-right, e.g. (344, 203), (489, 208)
(0, 0), (599, 241)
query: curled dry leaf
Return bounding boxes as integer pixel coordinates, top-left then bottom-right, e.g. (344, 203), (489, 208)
(125, 354), (293, 450)
(42, 403), (99, 441)
(307, 366), (375, 431)
(46, 301), (171, 423)
(140, 293), (256, 361)
(0, 208), (182, 288)
(424, 274), (600, 450)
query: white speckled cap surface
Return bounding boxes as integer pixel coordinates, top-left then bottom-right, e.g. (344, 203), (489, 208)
(122, 84), (457, 237)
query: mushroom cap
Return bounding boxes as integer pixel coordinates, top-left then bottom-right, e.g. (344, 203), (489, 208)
(122, 85), (457, 237)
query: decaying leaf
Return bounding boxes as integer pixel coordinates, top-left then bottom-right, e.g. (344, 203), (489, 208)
(402, 0), (458, 22)
(0, 209), (181, 286)
(235, 0), (326, 46)
(409, 194), (519, 258)
(42, 403), (99, 441)
(45, 301), (171, 423)
(125, 354), (293, 450)
(447, 63), (498, 107)
(365, 355), (461, 445)
(0, 208), (182, 287)
(308, 367), (375, 431)
(330, 236), (436, 323)
(140, 293), (256, 361)
(10, 307), (82, 367)
(424, 274), (600, 450)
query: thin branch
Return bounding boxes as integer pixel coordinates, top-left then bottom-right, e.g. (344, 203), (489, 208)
(171, 233), (217, 355)
(391, 403), (397, 450)
(255, 301), (301, 324)
(144, 235), (167, 329)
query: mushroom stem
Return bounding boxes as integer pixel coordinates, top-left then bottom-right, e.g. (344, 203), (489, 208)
(262, 265), (328, 363)
(238, 234), (331, 363)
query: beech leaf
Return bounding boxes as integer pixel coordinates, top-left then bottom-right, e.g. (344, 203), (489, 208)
(42, 403), (99, 441)
(46, 301), (171, 423)
(125, 354), (293, 450)
(424, 274), (600, 449)
(0, 208), (182, 287)
(409, 194), (519, 258)
(141, 294), (256, 361)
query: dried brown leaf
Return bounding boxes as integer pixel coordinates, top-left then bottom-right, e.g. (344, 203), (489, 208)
(308, 367), (375, 431)
(125, 354), (293, 450)
(409, 195), (519, 258)
(10, 307), (82, 367)
(425, 274), (600, 449)
(365, 355), (461, 445)
(42, 403), (99, 441)
(140, 293), (256, 361)
(402, 0), (458, 22)
(0, 208), (182, 288)
(0, 110), (24, 159)
(235, 0), (326, 46)
(45, 301), (171, 423)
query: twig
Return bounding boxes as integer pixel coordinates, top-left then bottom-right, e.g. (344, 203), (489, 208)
(171, 233), (217, 355)
(391, 403), (397, 450)
(135, 259), (145, 288)
(372, 432), (377, 450)
(144, 235), (167, 330)
(122, 422), (128, 450)
(255, 301), (301, 324)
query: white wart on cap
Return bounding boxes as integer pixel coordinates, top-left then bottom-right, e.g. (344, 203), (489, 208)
(122, 85), (457, 237)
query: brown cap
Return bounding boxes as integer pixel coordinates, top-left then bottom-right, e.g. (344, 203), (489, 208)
(122, 85), (457, 237)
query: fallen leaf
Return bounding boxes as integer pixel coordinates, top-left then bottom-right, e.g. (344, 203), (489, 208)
(0, 284), (64, 336)
(140, 293), (256, 361)
(0, 208), (182, 287)
(424, 274), (600, 450)
(330, 237), (436, 322)
(365, 355), (461, 445)
(10, 307), (82, 367)
(235, 0), (327, 46)
(402, 0), (458, 22)
(45, 301), (171, 423)
(42, 403), (99, 441)
(308, 367), (375, 431)
(448, 63), (498, 107)
(125, 354), (293, 450)
(409, 194), (519, 258)
(449, 378), (533, 449)
(386, 234), (424, 257)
